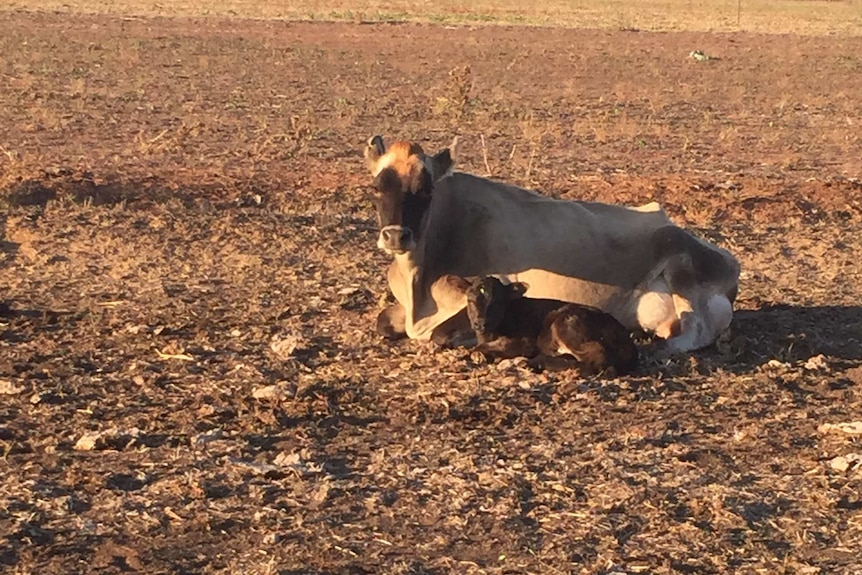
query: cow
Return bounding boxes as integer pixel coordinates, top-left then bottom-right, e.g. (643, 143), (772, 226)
(464, 276), (638, 375)
(364, 134), (740, 356)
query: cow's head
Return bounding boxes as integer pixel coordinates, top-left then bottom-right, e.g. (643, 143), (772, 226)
(466, 276), (528, 336)
(364, 135), (459, 255)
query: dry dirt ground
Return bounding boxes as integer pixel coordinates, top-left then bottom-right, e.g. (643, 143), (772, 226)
(2, 10), (862, 575)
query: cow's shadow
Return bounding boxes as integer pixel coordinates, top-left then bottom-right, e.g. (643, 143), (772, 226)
(0, 213), (18, 314)
(0, 216), (17, 262)
(698, 303), (862, 373)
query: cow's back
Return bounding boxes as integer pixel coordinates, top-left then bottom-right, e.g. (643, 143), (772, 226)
(422, 173), (674, 307)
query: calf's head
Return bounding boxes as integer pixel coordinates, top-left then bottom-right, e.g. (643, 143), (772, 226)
(364, 135), (459, 255)
(466, 276), (528, 336)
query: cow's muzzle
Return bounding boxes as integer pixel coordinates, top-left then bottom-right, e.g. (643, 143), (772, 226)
(378, 225), (415, 254)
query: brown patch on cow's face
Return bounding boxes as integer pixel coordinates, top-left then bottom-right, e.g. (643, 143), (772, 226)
(365, 135), (458, 255)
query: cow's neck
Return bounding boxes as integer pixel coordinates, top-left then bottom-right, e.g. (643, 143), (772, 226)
(386, 186), (471, 339)
(388, 250), (422, 310)
(388, 239), (462, 339)
(391, 251), (421, 281)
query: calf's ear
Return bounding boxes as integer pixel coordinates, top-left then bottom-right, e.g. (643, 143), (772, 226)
(508, 282), (530, 299)
(364, 135), (386, 173)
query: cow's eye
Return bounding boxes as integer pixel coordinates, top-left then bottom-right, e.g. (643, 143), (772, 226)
(478, 287), (486, 295)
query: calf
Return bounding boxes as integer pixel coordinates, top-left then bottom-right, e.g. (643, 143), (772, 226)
(466, 276), (639, 376)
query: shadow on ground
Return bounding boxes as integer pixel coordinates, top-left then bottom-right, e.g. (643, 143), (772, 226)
(734, 304), (862, 362)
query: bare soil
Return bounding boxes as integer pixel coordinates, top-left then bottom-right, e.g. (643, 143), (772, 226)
(1, 11), (862, 575)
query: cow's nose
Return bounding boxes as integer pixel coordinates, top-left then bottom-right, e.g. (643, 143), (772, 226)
(381, 226), (412, 248)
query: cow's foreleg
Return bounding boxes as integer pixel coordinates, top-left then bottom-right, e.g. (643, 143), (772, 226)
(409, 274), (472, 341)
(376, 303), (407, 340)
(430, 309), (477, 348)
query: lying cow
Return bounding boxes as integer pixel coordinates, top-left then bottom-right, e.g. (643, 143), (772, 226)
(364, 135), (740, 356)
(464, 276), (638, 375)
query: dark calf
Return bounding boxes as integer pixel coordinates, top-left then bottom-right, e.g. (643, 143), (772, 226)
(465, 276), (638, 376)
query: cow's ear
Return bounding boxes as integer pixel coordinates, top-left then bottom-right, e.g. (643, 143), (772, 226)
(430, 136), (459, 181)
(508, 282), (529, 299)
(364, 135), (386, 174)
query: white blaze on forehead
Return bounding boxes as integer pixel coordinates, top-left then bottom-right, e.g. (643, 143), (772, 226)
(371, 152), (397, 178)
(369, 140), (426, 178)
(369, 138), (458, 181)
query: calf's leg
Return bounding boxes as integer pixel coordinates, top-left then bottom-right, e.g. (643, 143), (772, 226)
(473, 336), (538, 360)
(527, 353), (581, 372)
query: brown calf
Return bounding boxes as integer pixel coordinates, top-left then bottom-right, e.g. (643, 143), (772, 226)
(465, 276), (639, 376)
